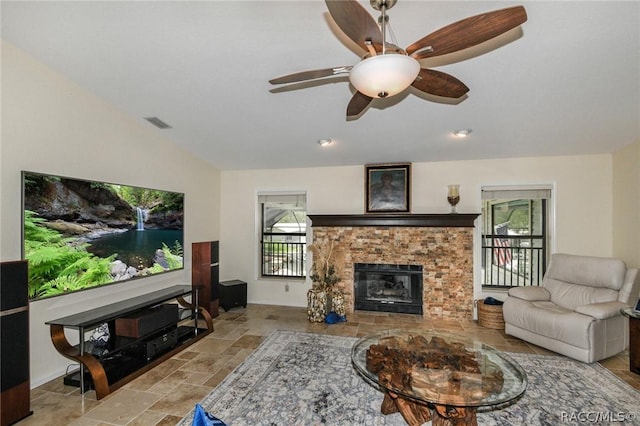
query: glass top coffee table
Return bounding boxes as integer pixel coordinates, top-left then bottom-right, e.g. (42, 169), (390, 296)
(351, 329), (527, 426)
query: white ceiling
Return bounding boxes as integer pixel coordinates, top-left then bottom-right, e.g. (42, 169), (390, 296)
(2, 1), (639, 171)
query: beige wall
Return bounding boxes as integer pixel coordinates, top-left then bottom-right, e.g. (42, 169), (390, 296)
(220, 154), (614, 307)
(1, 41), (221, 386)
(613, 140), (640, 268)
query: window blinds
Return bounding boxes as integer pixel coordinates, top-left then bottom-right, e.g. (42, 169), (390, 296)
(258, 192), (306, 208)
(481, 186), (551, 200)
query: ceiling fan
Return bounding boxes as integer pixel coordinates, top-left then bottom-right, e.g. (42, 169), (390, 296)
(269, 0), (527, 119)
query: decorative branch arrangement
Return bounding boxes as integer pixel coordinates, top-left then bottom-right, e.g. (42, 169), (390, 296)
(307, 240), (347, 322)
(308, 240), (343, 290)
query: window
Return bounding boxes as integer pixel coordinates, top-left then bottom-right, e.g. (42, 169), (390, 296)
(481, 186), (552, 288)
(259, 193), (306, 278)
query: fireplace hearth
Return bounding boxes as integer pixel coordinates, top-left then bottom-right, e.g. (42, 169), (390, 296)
(354, 263), (423, 315)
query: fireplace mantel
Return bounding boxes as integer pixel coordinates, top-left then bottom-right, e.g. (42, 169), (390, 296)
(308, 213), (479, 228)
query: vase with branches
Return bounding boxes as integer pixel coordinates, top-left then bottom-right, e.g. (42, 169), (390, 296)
(308, 241), (342, 291)
(307, 241), (346, 322)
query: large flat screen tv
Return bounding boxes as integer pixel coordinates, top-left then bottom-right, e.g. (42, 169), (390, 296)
(22, 171), (184, 300)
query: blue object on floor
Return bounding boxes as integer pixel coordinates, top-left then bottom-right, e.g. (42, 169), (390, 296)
(192, 404), (227, 426)
(325, 311), (347, 324)
(484, 297), (504, 306)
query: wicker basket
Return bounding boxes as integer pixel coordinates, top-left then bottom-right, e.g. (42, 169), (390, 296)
(476, 299), (505, 330)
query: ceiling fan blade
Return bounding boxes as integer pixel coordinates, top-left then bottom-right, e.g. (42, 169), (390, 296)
(406, 6), (527, 59)
(411, 69), (469, 98)
(346, 91), (373, 118)
(325, 0), (383, 53)
(269, 66), (352, 85)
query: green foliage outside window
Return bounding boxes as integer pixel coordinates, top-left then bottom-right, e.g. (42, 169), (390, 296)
(263, 242), (287, 254)
(491, 200), (542, 234)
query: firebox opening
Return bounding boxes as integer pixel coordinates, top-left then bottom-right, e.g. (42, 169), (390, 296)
(354, 263), (423, 315)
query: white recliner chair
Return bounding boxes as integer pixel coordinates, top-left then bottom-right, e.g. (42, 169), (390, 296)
(503, 253), (640, 363)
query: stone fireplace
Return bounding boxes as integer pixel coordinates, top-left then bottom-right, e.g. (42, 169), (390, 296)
(308, 214), (478, 321)
(354, 263), (423, 315)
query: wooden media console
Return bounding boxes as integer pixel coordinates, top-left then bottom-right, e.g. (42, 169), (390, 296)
(46, 285), (212, 399)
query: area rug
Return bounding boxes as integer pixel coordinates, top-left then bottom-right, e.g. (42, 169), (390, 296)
(178, 330), (640, 426)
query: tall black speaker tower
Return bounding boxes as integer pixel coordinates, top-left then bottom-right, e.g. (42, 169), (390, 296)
(1, 260), (32, 425)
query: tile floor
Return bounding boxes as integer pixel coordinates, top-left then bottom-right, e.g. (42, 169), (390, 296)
(21, 304), (640, 425)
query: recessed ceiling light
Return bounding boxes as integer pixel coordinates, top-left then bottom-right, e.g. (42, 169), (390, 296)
(317, 138), (333, 147)
(453, 129), (472, 137)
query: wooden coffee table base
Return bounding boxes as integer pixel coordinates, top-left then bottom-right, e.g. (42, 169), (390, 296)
(382, 392), (478, 426)
(352, 331), (526, 426)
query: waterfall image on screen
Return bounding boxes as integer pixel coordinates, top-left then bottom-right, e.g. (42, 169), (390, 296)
(22, 171), (184, 300)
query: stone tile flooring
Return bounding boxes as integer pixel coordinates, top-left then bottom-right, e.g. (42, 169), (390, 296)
(21, 305), (640, 425)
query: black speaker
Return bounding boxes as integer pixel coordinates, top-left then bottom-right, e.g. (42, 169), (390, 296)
(210, 240), (219, 264)
(211, 263), (220, 300)
(1, 260), (32, 426)
(0, 260), (28, 311)
(1, 311), (29, 389)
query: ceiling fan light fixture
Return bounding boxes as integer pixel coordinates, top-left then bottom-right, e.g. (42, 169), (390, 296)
(349, 54), (420, 98)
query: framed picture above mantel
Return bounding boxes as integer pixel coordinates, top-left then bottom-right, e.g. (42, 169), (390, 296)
(365, 163), (411, 213)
